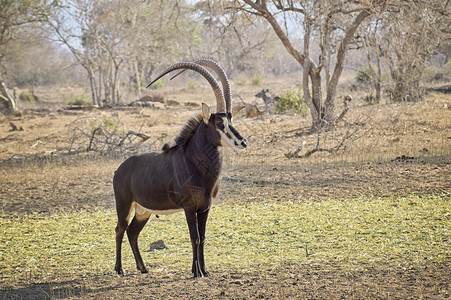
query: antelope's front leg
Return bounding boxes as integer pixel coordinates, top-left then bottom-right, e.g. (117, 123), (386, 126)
(197, 209), (209, 277)
(184, 209), (208, 277)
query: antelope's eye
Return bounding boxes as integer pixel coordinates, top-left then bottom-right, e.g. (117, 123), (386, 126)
(215, 118), (225, 131)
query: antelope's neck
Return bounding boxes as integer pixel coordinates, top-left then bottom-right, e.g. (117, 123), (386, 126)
(186, 128), (223, 184)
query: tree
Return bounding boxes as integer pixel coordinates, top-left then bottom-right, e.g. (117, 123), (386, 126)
(360, 16), (383, 104)
(5, 30), (77, 87)
(0, 0), (56, 114)
(48, 0), (198, 106)
(377, 1), (449, 102)
(122, 1), (199, 94)
(212, 0), (386, 130)
(194, 1), (276, 78)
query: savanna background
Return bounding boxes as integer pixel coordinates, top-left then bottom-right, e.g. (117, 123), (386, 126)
(0, 1), (450, 299)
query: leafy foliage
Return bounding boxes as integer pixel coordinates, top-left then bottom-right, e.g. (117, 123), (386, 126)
(67, 94), (92, 106)
(356, 66), (373, 84)
(18, 91), (35, 102)
(149, 79), (164, 90)
(275, 89), (309, 116)
(251, 76), (263, 86)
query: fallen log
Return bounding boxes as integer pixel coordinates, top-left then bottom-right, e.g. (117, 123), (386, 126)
(427, 85), (451, 94)
(66, 105), (99, 110)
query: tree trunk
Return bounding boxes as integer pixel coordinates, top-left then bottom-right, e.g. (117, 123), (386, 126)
(87, 67), (100, 106)
(112, 58), (122, 106)
(375, 51), (382, 103)
(112, 66), (118, 106)
(325, 10), (371, 124)
(310, 71), (322, 121)
(304, 15), (322, 127)
(0, 81), (17, 115)
(134, 59), (141, 97)
(363, 32), (382, 104)
(302, 17), (321, 129)
(239, 1), (372, 129)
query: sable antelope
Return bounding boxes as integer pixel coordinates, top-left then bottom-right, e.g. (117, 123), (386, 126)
(113, 61), (248, 277)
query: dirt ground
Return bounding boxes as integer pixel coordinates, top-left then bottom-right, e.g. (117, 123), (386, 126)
(2, 262), (450, 299)
(0, 85), (450, 299)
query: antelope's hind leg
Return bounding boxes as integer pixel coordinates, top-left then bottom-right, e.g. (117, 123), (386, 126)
(127, 206), (151, 273)
(115, 204), (132, 275)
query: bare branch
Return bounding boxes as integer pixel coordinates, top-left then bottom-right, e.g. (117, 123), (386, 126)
(285, 113), (363, 159)
(241, 0), (306, 65)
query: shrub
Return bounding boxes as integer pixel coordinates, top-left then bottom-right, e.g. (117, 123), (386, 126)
(19, 91), (35, 102)
(356, 66), (373, 84)
(149, 79), (164, 90)
(187, 79), (196, 90)
(251, 76), (263, 86)
(102, 116), (116, 130)
(89, 116), (117, 134)
(67, 94), (92, 106)
(275, 89), (309, 116)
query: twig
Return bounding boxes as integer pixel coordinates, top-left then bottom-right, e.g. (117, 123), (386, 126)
(118, 130), (150, 146)
(284, 141), (306, 158)
(285, 123), (361, 159)
(68, 123), (154, 156)
(87, 127), (109, 151)
(333, 95), (352, 126)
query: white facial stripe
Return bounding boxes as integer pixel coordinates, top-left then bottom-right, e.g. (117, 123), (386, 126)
(219, 130), (238, 147)
(218, 117), (246, 149)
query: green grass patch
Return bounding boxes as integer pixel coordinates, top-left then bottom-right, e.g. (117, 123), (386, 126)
(0, 194), (449, 284)
(67, 94), (92, 106)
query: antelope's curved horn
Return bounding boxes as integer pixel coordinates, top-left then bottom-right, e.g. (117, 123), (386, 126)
(169, 59), (231, 114)
(146, 62), (226, 113)
(192, 59), (231, 114)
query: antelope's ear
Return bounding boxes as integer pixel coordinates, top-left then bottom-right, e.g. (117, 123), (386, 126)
(232, 105), (246, 117)
(202, 103), (211, 124)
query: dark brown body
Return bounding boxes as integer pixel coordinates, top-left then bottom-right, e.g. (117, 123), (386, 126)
(114, 61), (247, 277)
(114, 149), (220, 214)
(113, 114), (224, 277)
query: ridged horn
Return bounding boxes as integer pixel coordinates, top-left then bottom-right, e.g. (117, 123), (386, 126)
(169, 59), (231, 114)
(146, 62), (226, 113)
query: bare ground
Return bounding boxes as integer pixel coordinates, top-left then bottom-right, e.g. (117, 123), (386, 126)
(0, 89), (450, 299)
(2, 263), (449, 299)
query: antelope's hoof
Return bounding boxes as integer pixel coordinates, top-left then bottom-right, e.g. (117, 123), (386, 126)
(115, 268), (124, 276)
(192, 271), (209, 278)
(202, 271), (210, 277)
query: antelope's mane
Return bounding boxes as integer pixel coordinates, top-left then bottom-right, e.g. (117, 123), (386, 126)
(162, 114), (203, 152)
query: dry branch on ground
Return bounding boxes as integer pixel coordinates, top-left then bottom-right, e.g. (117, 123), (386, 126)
(285, 118), (364, 159)
(70, 126), (153, 156)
